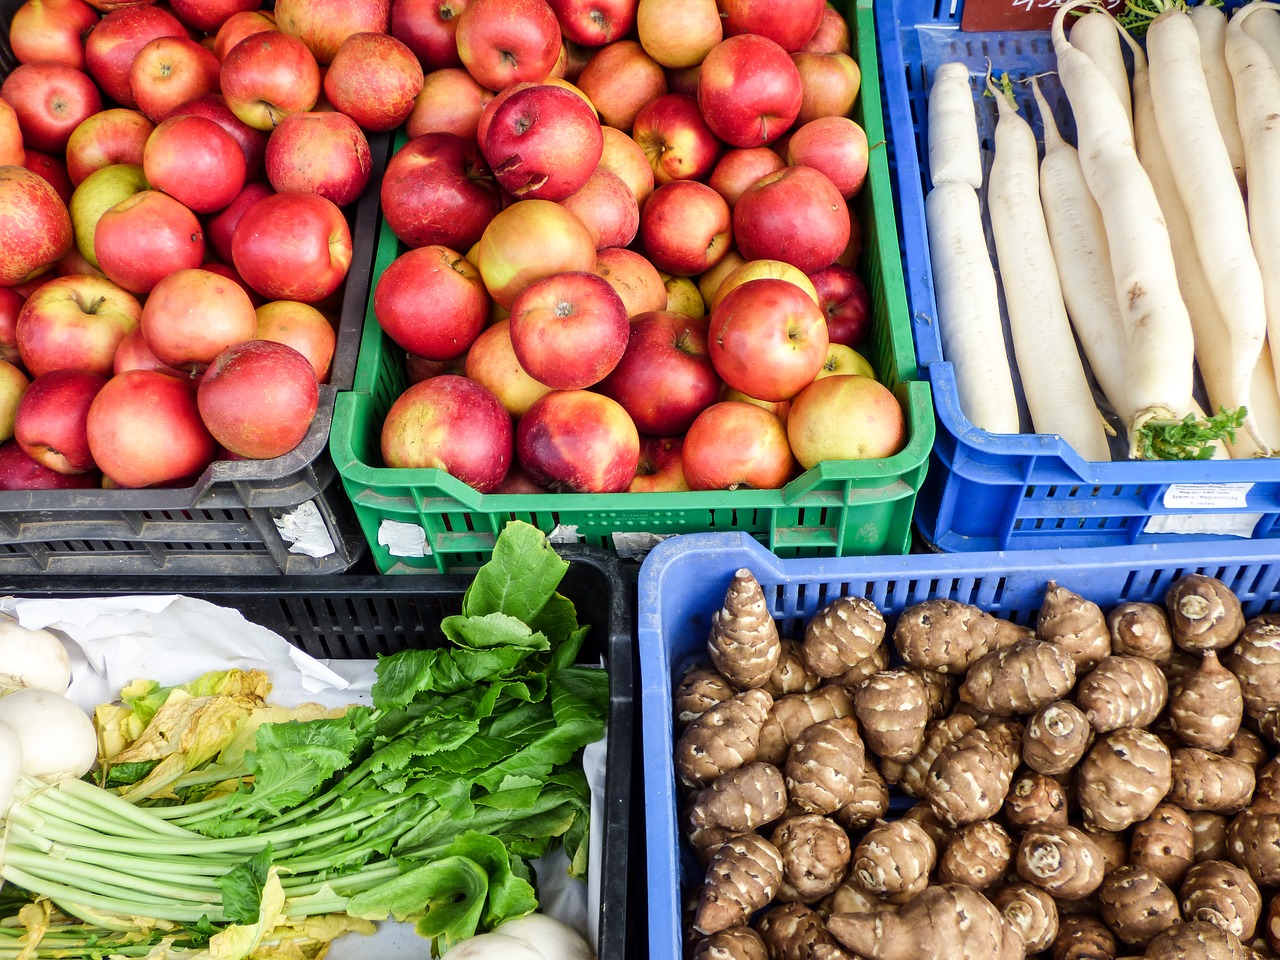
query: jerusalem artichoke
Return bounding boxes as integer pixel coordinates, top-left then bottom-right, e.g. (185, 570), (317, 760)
(1168, 651), (1243, 752)
(1180, 860), (1261, 941)
(959, 638), (1077, 716)
(938, 819), (1014, 890)
(1108, 601), (1174, 665)
(708, 569), (782, 690)
(1077, 728), (1173, 831)
(1016, 824), (1107, 900)
(693, 834), (785, 935)
(853, 669), (929, 761)
(925, 718), (1023, 828)
(1098, 865), (1181, 946)
(1038, 581), (1111, 670)
(675, 666), (736, 728)
(1166, 575), (1245, 654)
(1225, 614), (1280, 721)
(1023, 700), (1093, 775)
(893, 599), (1030, 674)
(687, 761), (788, 834)
(850, 818), (936, 904)
(1075, 655), (1168, 732)
(772, 813), (853, 904)
(827, 883), (1018, 960)
(1130, 803), (1196, 887)
(784, 716), (866, 815)
(676, 688), (774, 788)
(692, 927), (769, 960)
(802, 595), (886, 679)
(757, 902), (855, 960)
(994, 882), (1060, 954)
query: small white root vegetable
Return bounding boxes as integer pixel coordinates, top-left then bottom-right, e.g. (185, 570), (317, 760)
(0, 688), (97, 780)
(0, 722), (21, 816)
(492, 914), (595, 960)
(1052, 0), (1198, 453)
(1147, 0), (1267, 445)
(438, 933), (545, 960)
(0, 619), (71, 696)
(986, 73), (1109, 461)
(927, 62), (983, 189)
(1070, 9), (1134, 136)
(1228, 2), (1280, 396)
(1189, 3), (1247, 190)
(924, 181), (1022, 435)
(1031, 77), (1134, 432)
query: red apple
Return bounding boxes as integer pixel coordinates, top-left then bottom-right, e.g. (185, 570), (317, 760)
(0, 360), (30, 443)
(574, 40), (665, 133)
(199, 261), (264, 306)
(628, 435), (687, 492)
(792, 50), (861, 124)
(787, 116), (869, 199)
(475, 199), (597, 309)
(809, 263), (870, 347)
(392, 0), (468, 70)
(140, 267), (258, 371)
(709, 146), (785, 206)
(16, 273), (140, 376)
(213, 10), (277, 60)
(481, 84), (602, 202)
(197, 339), (319, 459)
(380, 132), (502, 252)
(735, 165), (850, 274)
(169, 0), (261, 34)
(635, 0), (721, 69)
(0, 289), (24, 364)
(87, 370), (217, 487)
(787, 373), (905, 467)
(144, 115), (247, 214)
(0, 437), (98, 488)
(10, 0), (100, 70)
(463, 318), (552, 416)
(560, 167), (639, 250)
(255, 300), (337, 382)
(598, 125), (654, 209)
(374, 244), (489, 360)
(454, 0), (562, 91)
(507, 270), (629, 389)
(591, 246), (666, 318)
(129, 37), (222, 123)
(548, 0), (637, 46)
(801, 4), (852, 54)
(94, 189), (205, 293)
(67, 161), (147, 268)
(206, 181), (273, 264)
(220, 30), (322, 132)
(84, 5), (187, 109)
(637, 179), (731, 277)
(324, 32), (424, 133)
(380, 373), (512, 492)
(405, 67), (492, 140)
(596, 309), (720, 435)
(665, 64), (700, 97)
(682, 400), (793, 490)
(517, 389), (638, 492)
(709, 257), (818, 313)
(22, 149), (73, 205)
(0, 62), (103, 155)
(166, 94), (269, 184)
(698, 34), (802, 148)
(631, 92), (721, 185)
(64, 108), (153, 186)
(231, 191), (352, 303)
(717, 0), (825, 51)
(0, 165), (74, 287)
(403, 352), (464, 384)
(265, 111), (371, 207)
(13, 369), (106, 473)
(273, 0), (390, 65)
(113, 325), (186, 376)
(494, 462), (545, 492)
(708, 277), (828, 401)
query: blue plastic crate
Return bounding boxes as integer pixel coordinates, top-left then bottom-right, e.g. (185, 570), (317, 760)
(638, 530), (1280, 957)
(875, 0), (1280, 552)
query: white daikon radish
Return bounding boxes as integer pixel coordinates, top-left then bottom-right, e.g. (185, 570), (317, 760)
(1070, 9), (1135, 135)
(924, 181), (1022, 434)
(1030, 78), (1134, 435)
(1241, 1), (1280, 72)
(0, 722), (21, 815)
(494, 914), (595, 960)
(927, 61), (983, 188)
(1051, 0), (1197, 455)
(0, 618), (71, 695)
(1131, 34), (1271, 457)
(0, 688), (97, 780)
(1146, 0), (1267, 446)
(1189, 3), (1246, 189)
(1232, 346), (1280, 457)
(986, 74), (1109, 461)
(1228, 3), (1280, 396)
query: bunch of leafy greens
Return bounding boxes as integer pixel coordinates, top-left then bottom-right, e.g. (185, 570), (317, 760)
(0, 522), (608, 960)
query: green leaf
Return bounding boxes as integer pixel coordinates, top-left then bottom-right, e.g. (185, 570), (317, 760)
(462, 521), (568, 622)
(372, 637), (546, 710)
(100, 759), (161, 788)
(443, 832), (538, 928)
(347, 855), (489, 953)
(529, 592), (580, 651)
(238, 713), (368, 816)
(217, 845), (273, 924)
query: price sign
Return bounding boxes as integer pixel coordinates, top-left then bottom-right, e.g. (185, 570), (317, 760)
(960, 0), (1124, 32)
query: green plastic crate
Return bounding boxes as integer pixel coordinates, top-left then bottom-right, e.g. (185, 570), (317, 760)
(329, 0), (934, 573)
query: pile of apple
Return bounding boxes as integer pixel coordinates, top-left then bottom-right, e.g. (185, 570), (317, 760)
(371, 0), (910, 495)
(0, 0), (405, 490)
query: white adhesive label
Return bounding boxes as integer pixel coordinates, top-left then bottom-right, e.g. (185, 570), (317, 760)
(1161, 482), (1254, 509)
(377, 519), (429, 557)
(548, 523), (583, 544)
(273, 501), (337, 558)
(611, 531), (673, 561)
(1143, 513), (1263, 538)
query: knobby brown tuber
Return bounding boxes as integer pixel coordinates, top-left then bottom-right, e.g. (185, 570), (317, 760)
(1077, 728), (1173, 831)
(826, 883), (1021, 960)
(852, 668), (929, 761)
(771, 813), (853, 904)
(959, 638), (1077, 717)
(1169, 651), (1244, 752)
(1180, 860), (1262, 941)
(893, 598), (1030, 674)
(693, 833), (785, 935)
(676, 688), (774, 788)
(802, 595), (886, 679)
(925, 718), (1023, 828)
(707, 568), (782, 691)
(1038, 581), (1112, 670)
(784, 716), (866, 815)
(1076, 655), (1168, 733)
(1166, 575), (1246, 654)
(1098, 864), (1181, 946)
(1108, 601), (1174, 665)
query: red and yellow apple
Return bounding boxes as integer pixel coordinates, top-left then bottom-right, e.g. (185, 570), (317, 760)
(0, 164), (74, 287)
(374, 244), (490, 360)
(265, 111), (372, 208)
(786, 373), (905, 467)
(197, 339), (320, 459)
(93, 189), (205, 294)
(16, 272), (140, 376)
(637, 179), (732, 277)
(681, 400), (794, 490)
(507, 270), (629, 389)
(230, 191), (352, 303)
(516, 389), (639, 493)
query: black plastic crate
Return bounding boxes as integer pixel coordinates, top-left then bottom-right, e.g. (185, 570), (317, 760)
(0, 544), (634, 956)
(0, 2), (384, 575)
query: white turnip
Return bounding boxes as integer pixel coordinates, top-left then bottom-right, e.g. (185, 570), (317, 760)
(0, 618), (71, 695)
(493, 913), (595, 960)
(0, 687), (97, 780)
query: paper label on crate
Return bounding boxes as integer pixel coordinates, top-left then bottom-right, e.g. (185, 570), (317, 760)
(960, 0), (1122, 31)
(273, 501), (337, 558)
(377, 520), (430, 557)
(548, 524), (583, 544)
(1161, 483), (1255, 510)
(1143, 512), (1263, 538)
(611, 531), (673, 561)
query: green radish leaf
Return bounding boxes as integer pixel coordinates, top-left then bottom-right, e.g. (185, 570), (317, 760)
(217, 845), (273, 924)
(462, 521), (569, 622)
